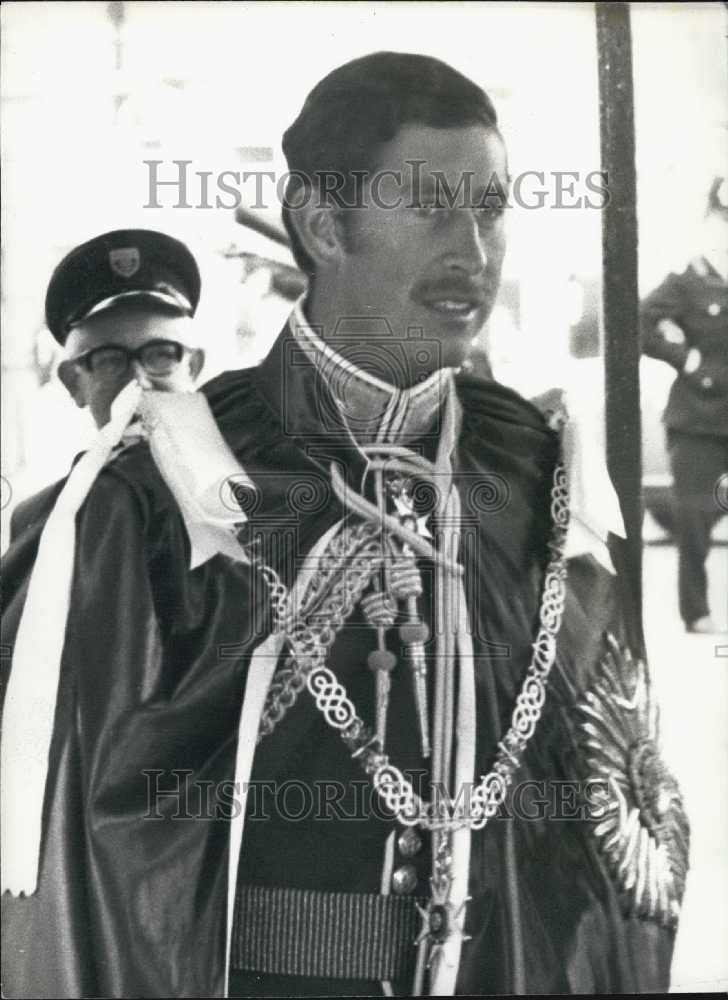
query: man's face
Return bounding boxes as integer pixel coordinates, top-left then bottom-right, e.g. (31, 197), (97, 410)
(333, 123), (508, 376)
(60, 304), (203, 427)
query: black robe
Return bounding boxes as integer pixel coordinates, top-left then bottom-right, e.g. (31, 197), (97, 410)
(1, 327), (688, 997)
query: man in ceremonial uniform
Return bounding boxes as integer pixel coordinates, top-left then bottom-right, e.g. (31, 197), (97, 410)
(2, 55), (689, 997)
(640, 178), (728, 633)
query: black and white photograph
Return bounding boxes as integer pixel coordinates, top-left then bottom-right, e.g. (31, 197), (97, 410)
(1, 2), (726, 996)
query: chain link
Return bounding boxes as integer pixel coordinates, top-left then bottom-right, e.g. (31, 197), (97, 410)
(254, 457), (569, 834)
(256, 520), (384, 741)
(345, 459), (568, 832)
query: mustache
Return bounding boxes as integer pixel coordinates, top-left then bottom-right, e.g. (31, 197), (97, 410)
(413, 277), (491, 302)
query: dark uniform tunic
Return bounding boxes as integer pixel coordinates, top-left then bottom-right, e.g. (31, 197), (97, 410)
(640, 256), (728, 625)
(1, 324), (689, 997)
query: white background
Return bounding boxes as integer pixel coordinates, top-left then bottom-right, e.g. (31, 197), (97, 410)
(1, 2), (727, 991)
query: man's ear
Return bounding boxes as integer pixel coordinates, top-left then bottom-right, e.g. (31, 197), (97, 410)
(57, 359), (87, 408)
(286, 199), (345, 272)
(187, 348), (205, 381)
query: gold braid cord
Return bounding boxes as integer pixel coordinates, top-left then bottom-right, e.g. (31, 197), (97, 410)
(256, 458), (570, 833)
(257, 520), (384, 741)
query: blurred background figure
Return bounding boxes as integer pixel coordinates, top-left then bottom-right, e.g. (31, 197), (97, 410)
(225, 206), (306, 365)
(640, 178), (728, 634)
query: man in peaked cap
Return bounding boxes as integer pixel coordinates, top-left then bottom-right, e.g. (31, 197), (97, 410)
(7, 229), (205, 539)
(2, 56), (687, 999)
(48, 228), (205, 428)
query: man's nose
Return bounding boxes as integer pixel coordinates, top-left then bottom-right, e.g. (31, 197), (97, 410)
(131, 360), (155, 390)
(442, 210), (489, 275)
(130, 361), (175, 391)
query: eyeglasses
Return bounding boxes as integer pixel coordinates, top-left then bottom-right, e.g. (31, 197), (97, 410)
(73, 340), (188, 377)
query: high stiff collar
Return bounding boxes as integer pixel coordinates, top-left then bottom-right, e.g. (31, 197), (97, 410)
(257, 298), (456, 446)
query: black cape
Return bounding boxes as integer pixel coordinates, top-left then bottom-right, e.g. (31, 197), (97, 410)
(1, 328), (689, 997)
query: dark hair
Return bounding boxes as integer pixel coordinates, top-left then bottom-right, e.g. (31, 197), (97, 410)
(281, 51), (500, 277)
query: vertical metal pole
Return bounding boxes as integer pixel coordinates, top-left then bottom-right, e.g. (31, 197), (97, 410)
(596, 2), (643, 636)
(107, 1), (126, 124)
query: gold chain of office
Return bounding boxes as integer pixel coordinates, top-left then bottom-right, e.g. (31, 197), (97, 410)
(255, 458), (569, 833)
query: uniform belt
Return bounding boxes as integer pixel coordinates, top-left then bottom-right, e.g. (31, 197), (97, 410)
(231, 884), (426, 980)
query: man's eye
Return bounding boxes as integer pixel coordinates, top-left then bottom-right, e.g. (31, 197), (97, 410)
(89, 349), (127, 373)
(145, 346), (177, 363)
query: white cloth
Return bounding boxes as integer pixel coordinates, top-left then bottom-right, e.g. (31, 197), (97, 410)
(559, 389), (626, 571)
(223, 519), (346, 997)
(138, 392), (256, 569)
(1, 386), (255, 897)
(1, 382), (142, 895)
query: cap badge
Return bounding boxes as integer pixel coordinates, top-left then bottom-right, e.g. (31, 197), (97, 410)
(109, 247), (141, 278)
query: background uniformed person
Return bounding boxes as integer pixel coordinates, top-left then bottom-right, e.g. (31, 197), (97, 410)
(9, 228), (204, 539)
(48, 228), (205, 428)
(640, 177), (728, 633)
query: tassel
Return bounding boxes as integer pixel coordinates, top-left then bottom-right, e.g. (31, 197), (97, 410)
(361, 589), (397, 747)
